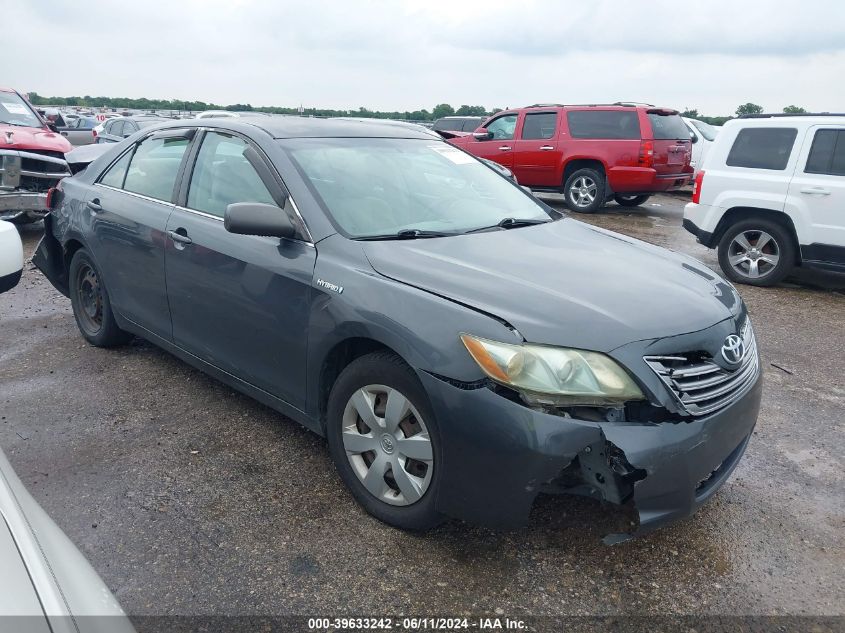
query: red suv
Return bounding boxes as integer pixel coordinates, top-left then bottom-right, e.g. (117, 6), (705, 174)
(447, 103), (693, 213)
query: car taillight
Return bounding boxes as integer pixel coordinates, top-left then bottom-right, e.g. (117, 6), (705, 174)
(92, 129), (97, 137)
(46, 187), (57, 210)
(692, 170), (705, 204)
(638, 140), (654, 168)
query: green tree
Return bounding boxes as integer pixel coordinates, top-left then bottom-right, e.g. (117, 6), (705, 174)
(432, 103), (455, 119)
(681, 108), (699, 118)
(783, 105), (807, 114)
(455, 105), (487, 116)
(735, 103), (764, 116)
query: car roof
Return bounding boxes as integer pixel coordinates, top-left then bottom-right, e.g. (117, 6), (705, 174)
(148, 116), (439, 140)
(726, 114), (845, 128)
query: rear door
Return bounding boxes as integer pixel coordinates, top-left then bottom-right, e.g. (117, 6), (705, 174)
(785, 125), (845, 260)
(89, 129), (193, 340)
(512, 111), (560, 186)
(463, 113), (517, 168)
(645, 110), (692, 175)
(164, 130), (316, 409)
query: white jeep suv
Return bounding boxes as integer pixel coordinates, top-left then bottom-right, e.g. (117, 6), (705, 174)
(684, 114), (845, 286)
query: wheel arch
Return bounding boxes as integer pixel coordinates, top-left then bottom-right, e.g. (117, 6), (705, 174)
(561, 157), (608, 186)
(712, 207), (801, 263)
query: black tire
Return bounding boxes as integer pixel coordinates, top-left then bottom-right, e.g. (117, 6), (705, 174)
(717, 218), (796, 287)
(614, 194), (650, 207)
(326, 351), (445, 531)
(68, 249), (132, 347)
(563, 168), (606, 213)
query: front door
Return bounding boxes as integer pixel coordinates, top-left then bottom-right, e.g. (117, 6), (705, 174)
(512, 111), (560, 186)
(164, 130), (316, 409)
(467, 113), (517, 169)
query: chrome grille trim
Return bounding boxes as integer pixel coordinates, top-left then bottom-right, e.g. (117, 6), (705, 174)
(645, 321), (759, 416)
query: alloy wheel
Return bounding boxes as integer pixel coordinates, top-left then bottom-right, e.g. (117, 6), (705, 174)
(341, 384), (433, 506)
(727, 230), (780, 279)
(569, 176), (597, 208)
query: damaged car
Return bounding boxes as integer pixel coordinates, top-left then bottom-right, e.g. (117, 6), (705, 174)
(1, 88), (72, 224)
(34, 117), (761, 541)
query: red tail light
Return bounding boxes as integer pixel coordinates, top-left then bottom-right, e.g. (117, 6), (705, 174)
(692, 170), (705, 204)
(46, 187), (57, 210)
(638, 140), (654, 168)
(92, 129), (98, 137)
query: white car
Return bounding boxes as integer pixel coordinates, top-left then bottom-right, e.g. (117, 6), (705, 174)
(0, 447), (135, 631)
(684, 114), (845, 286)
(194, 110), (240, 119)
(0, 220), (23, 293)
(683, 117), (720, 176)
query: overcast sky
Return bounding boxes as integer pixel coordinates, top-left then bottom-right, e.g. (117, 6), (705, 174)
(4, 0), (843, 115)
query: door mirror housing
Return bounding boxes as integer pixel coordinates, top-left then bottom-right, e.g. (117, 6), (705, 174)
(690, 131), (699, 144)
(224, 202), (296, 239)
(472, 130), (493, 141)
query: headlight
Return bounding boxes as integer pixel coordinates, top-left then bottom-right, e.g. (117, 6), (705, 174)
(461, 334), (645, 407)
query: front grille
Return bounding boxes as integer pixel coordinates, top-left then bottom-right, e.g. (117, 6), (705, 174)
(644, 320), (759, 416)
(0, 149), (71, 192)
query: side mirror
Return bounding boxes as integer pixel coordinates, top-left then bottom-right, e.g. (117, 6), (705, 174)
(472, 130), (493, 141)
(224, 202), (295, 239)
(47, 122), (59, 133)
(690, 131), (699, 144)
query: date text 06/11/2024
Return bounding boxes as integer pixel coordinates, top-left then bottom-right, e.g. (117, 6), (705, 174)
(306, 617), (528, 631)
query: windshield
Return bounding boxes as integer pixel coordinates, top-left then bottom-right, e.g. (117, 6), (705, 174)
(647, 113), (690, 140)
(0, 91), (42, 128)
(282, 138), (552, 238)
(688, 118), (719, 142)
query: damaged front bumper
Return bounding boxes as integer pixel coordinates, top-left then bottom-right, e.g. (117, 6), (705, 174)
(418, 368), (761, 541)
(0, 149), (71, 222)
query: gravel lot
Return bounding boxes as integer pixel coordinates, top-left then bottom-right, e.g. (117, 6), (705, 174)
(1, 193), (843, 620)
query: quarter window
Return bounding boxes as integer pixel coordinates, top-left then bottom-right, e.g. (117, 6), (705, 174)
(726, 128), (797, 170)
(187, 132), (276, 218)
(99, 150), (133, 188)
(123, 136), (189, 201)
(521, 112), (557, 140)
(805, 129), (845, 176)
(484, 115), (518, 140)
(567, 111), (640, 139)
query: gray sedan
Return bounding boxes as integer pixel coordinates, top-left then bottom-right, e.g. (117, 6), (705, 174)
(56, 116), (99, 146)
(95, 116), (166, 143)
(34, 117), (761, 541)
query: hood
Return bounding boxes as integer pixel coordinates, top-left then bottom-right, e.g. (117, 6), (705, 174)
(363, 218), (741, 351)
(0, 123), (72, 154)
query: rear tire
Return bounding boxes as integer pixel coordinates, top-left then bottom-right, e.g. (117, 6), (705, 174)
(69, 249), (132, 347)
(614, 194), (650, 207)
(563, 168), (605, 213)
(326, 351), (444, 531)
(717, 218), (795, 287)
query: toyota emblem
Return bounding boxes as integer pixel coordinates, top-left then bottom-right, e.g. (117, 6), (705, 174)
(721, 334), (745, 365)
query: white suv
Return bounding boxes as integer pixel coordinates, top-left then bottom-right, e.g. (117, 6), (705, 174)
(684, 114), (845, 286)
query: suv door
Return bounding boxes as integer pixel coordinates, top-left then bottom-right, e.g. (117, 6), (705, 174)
(512, 111), (560, 186)
(165, 130), (316, 409)
(785, 126), (845, 264)
(89, 129), (193, 340)
(466, 113), (517, 168)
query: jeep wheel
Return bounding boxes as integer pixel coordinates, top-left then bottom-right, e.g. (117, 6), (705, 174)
(717, 219), (795, 287)
(614, 194), (651, 207)
(564, 168), (605, 213)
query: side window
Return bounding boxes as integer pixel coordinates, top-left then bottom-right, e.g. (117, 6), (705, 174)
(99, 149), (133, 188)
(123, 121), (138, 137)
(108, 120), (124, 137)
(805, 129), (845, 176)
(726, 128), (797, 170)
(521, 112), (558, 140)
(567, 111), (641, 139)
(485, 114), (518, 140)
(123, 136), (190, 201)
(187, 132), (276, 218)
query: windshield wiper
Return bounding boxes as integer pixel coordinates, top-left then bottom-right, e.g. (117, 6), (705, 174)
(465, 217), (550, 234)
(357, 228), (455, 241)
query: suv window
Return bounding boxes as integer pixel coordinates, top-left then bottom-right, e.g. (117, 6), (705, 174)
(648, 113), (689, 140)
(123, 136), (190, 201)
(805, 129), (845, 176)
(726, 128), (797, 170)
(567, 111), (640, 139)
(485, 114), (517, 140)
(187, 132), (275, 218)
(99, 149), (133, 189)
(521, 112), (557, 140)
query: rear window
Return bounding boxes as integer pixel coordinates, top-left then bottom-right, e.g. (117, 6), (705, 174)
(647, 113), (689, 140)
(566, 111), (640, 139)
(805, 129), (845, 176)
(726, 128), (798, 170)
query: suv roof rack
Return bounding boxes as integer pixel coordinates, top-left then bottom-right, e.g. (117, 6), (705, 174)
(612, 101), (655, 107)
(739, 112), (845, 118)
(524, 102), (656, 109)
(524, 103), (567, 108)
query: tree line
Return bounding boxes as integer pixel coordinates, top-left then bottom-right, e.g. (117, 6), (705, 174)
(26, 93), (810, 124)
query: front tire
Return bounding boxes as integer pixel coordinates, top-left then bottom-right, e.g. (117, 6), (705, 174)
(69, 249), (132, 347)
(614, 194), (650, 207)
(717, 218), (795, 286)
(326, 352), (444, 531)
(564, 168), (605, 213)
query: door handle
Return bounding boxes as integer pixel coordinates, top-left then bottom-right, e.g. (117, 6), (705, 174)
(60, 131), (68, 136)
(167, 229), (193, 245)
(86, 199), (102, 212)
(539, 145), (554, 151)
(498, 146), (512, 151)
(799, 187), (831, 195)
